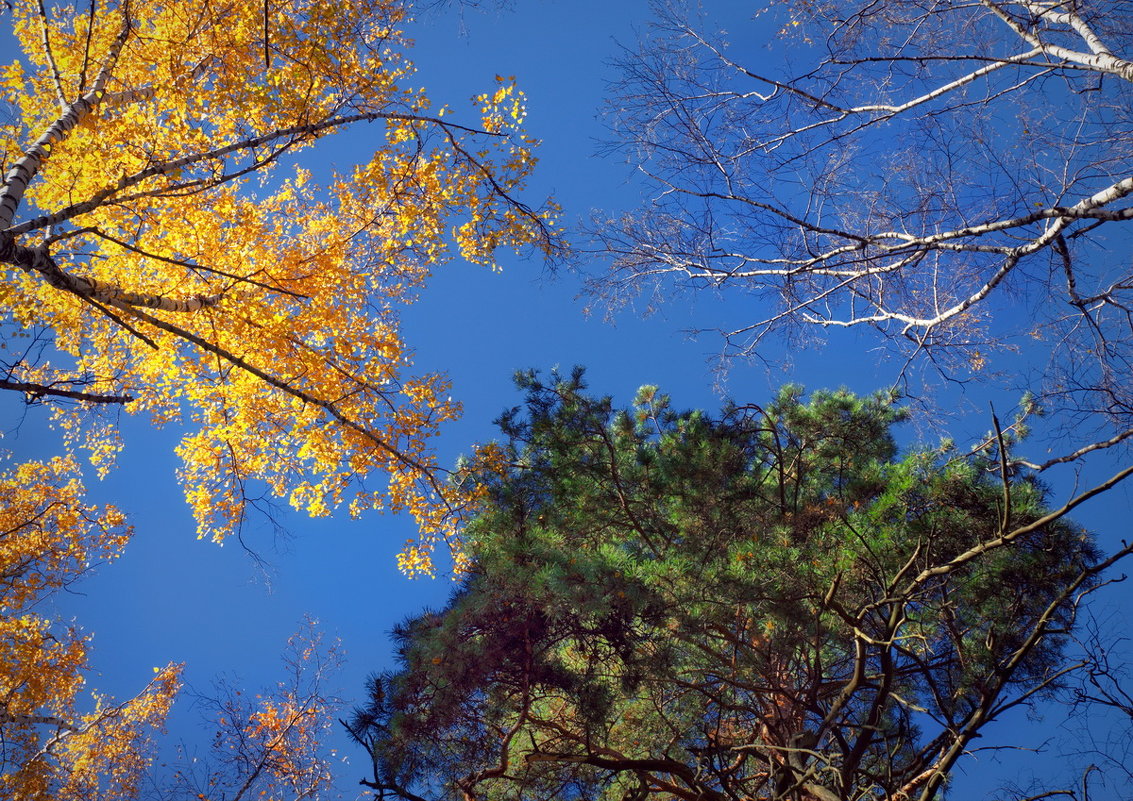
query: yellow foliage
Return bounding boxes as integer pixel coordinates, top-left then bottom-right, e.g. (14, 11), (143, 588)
(181, 620), (341, 801)
(0, 456), (182, 800)
(0, 0), (559, 575)
(0, 0), (558, 795)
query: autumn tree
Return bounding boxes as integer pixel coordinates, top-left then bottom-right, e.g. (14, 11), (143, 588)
(2, 0), (554, 795)
(347, 370), (1133, 801)
(0, 470), (342, 801)
(161, 619), (344, 801)
(587, 0), (1133, 453)
(0, 0), (556, 573)
(0, 455), (182, 800)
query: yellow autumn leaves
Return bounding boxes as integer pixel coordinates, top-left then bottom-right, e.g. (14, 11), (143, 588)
(0, 456), (183, 801)
(1, 0), (557, 567)
(1, 0), (557, 796)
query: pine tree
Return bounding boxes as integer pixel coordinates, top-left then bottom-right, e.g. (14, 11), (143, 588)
(349, 370), (1111, 801)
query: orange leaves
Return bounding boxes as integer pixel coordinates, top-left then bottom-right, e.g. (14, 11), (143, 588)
(0, 455), (181, 800)
(0, 0), (562, 794)
(395, 439), (510, 577)
(51, 664), (183, 801)
(0, 456), (129, 613)
(177, 620), (341, 801)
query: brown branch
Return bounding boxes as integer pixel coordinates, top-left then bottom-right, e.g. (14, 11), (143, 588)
(0, 378), (133, 404)
(905, 461), (1133, 591)
(917, 539), (1133, 800)
(523, 752), (728, 801)
(1012, 428), (1133, 472)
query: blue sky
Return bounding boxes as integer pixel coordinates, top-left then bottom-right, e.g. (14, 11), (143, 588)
(6, 1), (1133, 798)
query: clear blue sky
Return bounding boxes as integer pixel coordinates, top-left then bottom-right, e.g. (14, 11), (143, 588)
(6, 2), (1132, 798)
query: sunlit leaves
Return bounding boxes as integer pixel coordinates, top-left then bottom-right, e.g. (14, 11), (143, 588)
(0, 0), (559, 795)
(1, 0), (558, 573)
(350, 373), (1101, 801)
(0, 455), (182, 801)
(171, 620), (342, 801)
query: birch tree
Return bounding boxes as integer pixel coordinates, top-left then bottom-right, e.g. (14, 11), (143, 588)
(1, 1), (553, 795)
(0, 0), (556, 575)
(589, 0), (1133, 448)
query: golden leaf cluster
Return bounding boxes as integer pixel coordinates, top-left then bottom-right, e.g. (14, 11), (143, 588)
(0, 456), (182, 800)
(1, 0), (557, 795)
(0, 0), (559, 572)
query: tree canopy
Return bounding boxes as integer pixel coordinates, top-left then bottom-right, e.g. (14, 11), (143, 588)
(587, 0), (1133, 451)
(0, 0), (556, 571)
(348, 371), (1124, 801)
(0, 0), (555, 795)
(0, 456), (180, 800)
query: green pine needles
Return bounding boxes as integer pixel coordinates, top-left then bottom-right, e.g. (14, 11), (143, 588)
(348, 369), (1104, 801)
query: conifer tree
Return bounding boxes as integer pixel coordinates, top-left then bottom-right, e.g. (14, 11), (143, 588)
(349, 370), (1129, 801)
